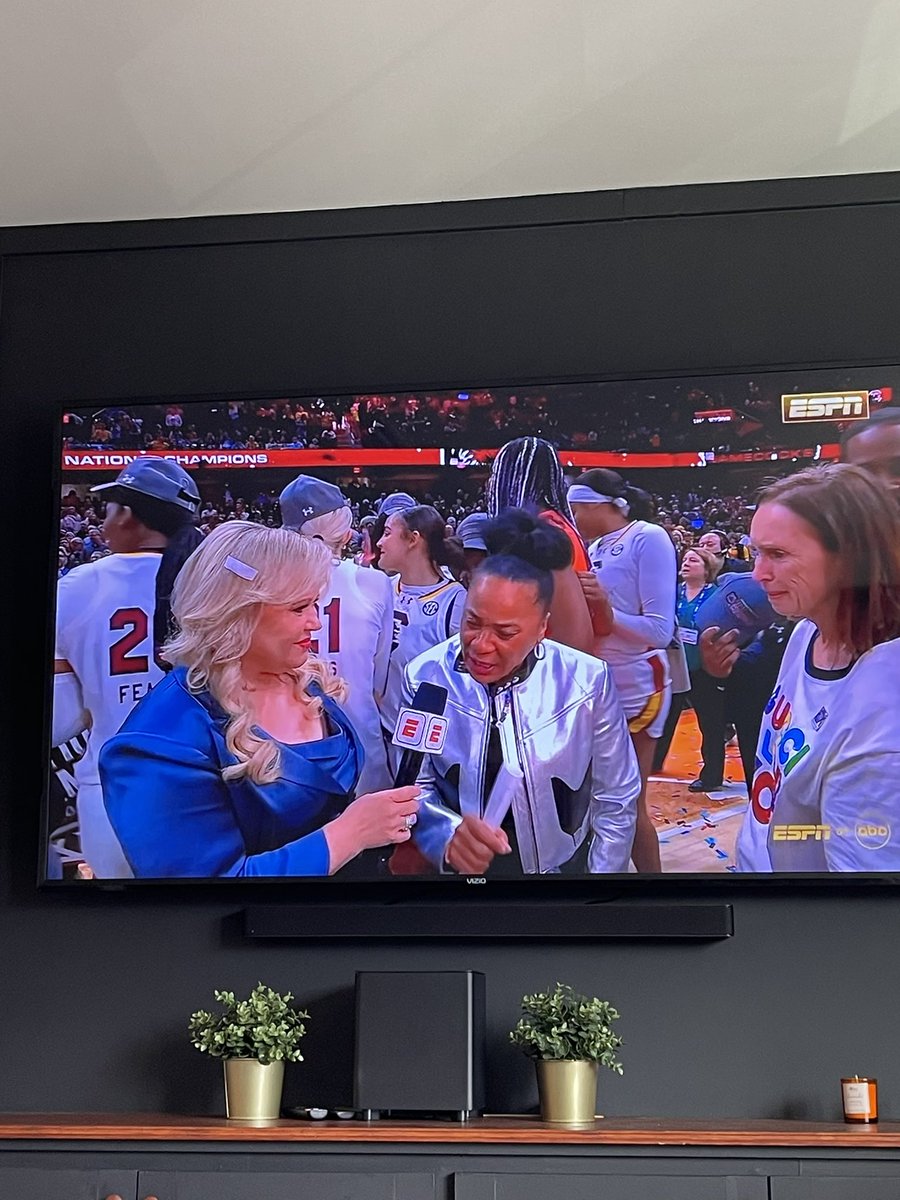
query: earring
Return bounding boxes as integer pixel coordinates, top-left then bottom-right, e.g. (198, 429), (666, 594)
(534, 640), (546, 660)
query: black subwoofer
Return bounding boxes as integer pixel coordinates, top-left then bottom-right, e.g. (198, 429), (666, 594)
(353, 970), (486, 1118)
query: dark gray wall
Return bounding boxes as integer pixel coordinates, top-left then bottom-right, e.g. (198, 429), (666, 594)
(2, 174), (899, 1122)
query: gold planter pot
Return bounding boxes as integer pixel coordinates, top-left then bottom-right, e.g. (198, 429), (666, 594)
(535, 1059), (599, 1125)
(223, 1058), (285, 1122)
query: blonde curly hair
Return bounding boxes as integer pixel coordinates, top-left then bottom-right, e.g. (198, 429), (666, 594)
(163, 522), (346, 784)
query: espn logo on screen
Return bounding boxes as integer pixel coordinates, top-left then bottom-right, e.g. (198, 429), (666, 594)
(772, 824), (831, 842)
(781, 391), (869, 424)
(392, 709), (449, 752)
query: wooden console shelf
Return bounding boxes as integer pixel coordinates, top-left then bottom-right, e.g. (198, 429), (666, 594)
(3, 1113), (899, 1199)
(0, 1112), (896, 1147)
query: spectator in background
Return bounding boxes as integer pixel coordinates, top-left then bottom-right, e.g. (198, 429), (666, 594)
(697, 529), (752, 576)
(83, 526), (106, 558)
(700, 614), (795, 798)
(653, 547), (727, 792)
(841, 406), (900, 495)
(61, 506), (84, 537)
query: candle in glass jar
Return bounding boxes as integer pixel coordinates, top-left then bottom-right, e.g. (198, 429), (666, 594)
(841, 1076), (878, 1123)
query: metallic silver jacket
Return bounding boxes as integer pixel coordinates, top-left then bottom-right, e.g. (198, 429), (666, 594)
(402, 637), (640, 874)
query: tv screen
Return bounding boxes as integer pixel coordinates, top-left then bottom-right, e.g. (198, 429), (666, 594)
(44, 365), (900, 884)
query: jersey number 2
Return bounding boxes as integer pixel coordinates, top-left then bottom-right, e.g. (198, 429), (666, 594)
(109, 607), (150, 675)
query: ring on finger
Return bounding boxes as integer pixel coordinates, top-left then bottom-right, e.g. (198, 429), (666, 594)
(403, 813), (417, 831)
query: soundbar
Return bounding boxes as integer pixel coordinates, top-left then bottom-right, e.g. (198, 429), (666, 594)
(243, 903), (733, 941)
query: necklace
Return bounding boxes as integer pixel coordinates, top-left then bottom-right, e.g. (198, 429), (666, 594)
(593, 520), (636, 558)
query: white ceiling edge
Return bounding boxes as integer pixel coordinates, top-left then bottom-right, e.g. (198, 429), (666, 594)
(3, 0), (900, 228)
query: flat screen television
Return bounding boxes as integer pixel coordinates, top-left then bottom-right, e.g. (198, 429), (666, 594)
(42, 363), (900, 897)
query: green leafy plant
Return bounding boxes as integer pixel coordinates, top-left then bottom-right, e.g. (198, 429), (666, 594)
(189, 983), (308, 1065)
(510, 982), (623, 1071)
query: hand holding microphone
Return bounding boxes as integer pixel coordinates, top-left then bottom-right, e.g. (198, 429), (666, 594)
(388, 680), (511, 875)
(324, 785), (421, 874)
(380, 681), (451, 876)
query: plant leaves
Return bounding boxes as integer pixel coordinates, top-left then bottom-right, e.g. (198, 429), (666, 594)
(188, 982), (308, 1064)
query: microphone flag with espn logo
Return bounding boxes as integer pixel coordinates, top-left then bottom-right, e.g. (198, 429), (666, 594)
(391, 681), (449, 789)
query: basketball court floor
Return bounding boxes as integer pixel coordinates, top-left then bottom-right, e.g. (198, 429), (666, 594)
(650, 709), (748, 873)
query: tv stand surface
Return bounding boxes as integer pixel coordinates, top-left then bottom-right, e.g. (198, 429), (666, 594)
(1, 1114), (897, 1200)
(0, 1113), (894, 1144)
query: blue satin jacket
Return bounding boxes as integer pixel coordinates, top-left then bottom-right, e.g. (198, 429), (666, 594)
(98, 667), (362, 878)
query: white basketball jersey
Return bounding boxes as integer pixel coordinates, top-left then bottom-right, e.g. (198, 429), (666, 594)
(312, 558), (394, 794)
(588, 520), (676, 672)
(379, 576), (466, 734)
(54, 553), (165, 789)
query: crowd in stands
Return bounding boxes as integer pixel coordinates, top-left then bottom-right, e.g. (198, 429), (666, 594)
(62, 373), (884, 459)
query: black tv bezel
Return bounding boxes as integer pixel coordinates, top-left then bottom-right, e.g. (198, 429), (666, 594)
(39, 360), (900, 899)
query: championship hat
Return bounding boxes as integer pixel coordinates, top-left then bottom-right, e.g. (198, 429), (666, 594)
(455, 512), (489, 552)
(376, 492), (417, 518)
(90, 457), (200, 512)
(694, 573), (778, 648)
(279, 475), (349, 531)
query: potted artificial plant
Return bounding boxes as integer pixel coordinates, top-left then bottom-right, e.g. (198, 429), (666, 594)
(189, 982), (308, 1120)
(510, 982), (623, 1125)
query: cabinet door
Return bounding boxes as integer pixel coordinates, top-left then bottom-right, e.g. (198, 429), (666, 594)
(137, 1170), (435, 1200)
(454, 1172), (768, 1200)
(0, 1168), (135, 1199)
(772, 1179), (900, 1199)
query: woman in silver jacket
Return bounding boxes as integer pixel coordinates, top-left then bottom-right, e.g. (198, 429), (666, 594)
(403, 512), (641, 876)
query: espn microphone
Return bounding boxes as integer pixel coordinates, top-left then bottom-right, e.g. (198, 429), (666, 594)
(391, 681), (449, 788)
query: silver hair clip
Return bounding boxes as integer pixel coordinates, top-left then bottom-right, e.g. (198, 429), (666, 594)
(224, 554), (258, 581)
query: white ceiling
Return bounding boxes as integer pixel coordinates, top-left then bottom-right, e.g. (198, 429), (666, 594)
(3, 0), (900, 228)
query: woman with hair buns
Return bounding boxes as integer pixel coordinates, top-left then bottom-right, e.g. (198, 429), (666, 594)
(736, 463), (900, 872)
(401, 510), (641, 877)
(98, 523), (419, 878)
(568, 467), (677, 872)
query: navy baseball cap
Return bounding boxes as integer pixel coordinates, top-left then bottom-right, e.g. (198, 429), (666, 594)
(91, 457), (200, 512)
(376, 492), (417, 518)
(279, 475), (349, 531)
(455, 512), (489, 551)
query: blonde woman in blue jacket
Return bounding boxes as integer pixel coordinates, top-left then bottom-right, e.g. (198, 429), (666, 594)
(99, 523), (419, 878)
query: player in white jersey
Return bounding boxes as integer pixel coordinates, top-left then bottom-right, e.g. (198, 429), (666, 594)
(375, 504), (466, 769)
(53, 458), (202, 877)
(733, 463), (900, 872)
(279, 475), (394, 795)
(569, 469), (676, 873)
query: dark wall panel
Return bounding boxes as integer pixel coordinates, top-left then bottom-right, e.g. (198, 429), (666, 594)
(1, 177), (899, 1122)
(4, 202), (900, 404)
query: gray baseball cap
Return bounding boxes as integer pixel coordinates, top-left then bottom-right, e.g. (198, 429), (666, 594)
(455, 511), (489, 551)
(279, 474), (349, 531)
(90, 457), (200, 512)
(376, 491), (417, 518)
